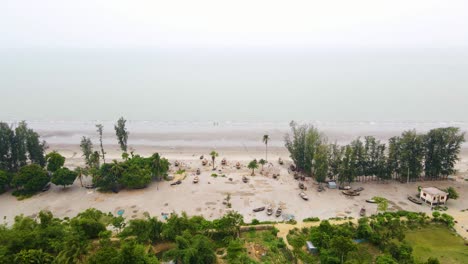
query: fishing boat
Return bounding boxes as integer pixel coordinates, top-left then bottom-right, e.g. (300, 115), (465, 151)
(202, 159), (208, 166)
(199, 155), (204, 160)
(236, 162), (241, 169)
(221, 158), (227, 165)
(299, 192), (309, 200)
(298, 182), (304, 189)
(196, 168), (201, 175)
(253, 207), (265, 212)
(278, 158), (284, 165)
(242, 176), (249, 183)
(360, 207), (366, 216)
(365, 199), (377, 203)
(275, 208), (282, 217)
(193, 176), (199, 184)
(342, 190), (360, 196)
(174, 160), (180, 167)
(407, 195), (423, 205)
(266, 207), (273, 216)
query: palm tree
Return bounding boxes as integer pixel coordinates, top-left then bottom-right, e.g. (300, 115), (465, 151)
(263, 135), (270, 161)
(248, 160), (259, 176)
(210, 150), (219, 170)
(74, 167), (85, 187)
(259, 159), (266, 171)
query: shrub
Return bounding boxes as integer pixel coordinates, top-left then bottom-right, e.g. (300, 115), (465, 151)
(303, 217), (320, 222)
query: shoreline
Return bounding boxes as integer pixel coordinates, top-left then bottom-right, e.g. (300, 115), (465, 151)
(1, 147), (467, 240)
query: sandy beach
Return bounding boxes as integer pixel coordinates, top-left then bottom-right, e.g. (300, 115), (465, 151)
(1, 142), (468, 240)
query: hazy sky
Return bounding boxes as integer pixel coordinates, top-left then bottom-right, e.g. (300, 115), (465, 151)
(1, 1), (468, 121)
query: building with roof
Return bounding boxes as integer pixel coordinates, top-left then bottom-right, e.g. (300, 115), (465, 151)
(420, 187), (448, 206)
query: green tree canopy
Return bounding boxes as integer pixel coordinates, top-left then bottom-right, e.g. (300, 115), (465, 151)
(12, 164), (49, 194)
(247, 160), (258, 176)
(51, 167), (77, 188)
(114, 117), (129, 153)
(45, 151), (65, 173)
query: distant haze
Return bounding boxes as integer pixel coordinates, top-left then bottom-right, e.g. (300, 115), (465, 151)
(1, 1), (468, 122)
(1, 48), (467, 122)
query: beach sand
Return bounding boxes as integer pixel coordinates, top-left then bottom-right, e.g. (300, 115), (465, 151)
(1, 144), (467, 239)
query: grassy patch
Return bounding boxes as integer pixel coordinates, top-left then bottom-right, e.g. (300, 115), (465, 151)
(405, 225), (468, 264)
(241, 230), (294, 263)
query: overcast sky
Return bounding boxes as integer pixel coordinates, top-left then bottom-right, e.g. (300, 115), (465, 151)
(1, 1), (468, 122)
(2, 0), (468, 49)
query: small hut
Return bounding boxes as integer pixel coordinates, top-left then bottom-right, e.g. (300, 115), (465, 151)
(306, 241), (317, 254)
(420, 187), (448, 206)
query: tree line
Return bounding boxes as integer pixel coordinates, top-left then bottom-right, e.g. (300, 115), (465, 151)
(0, 117), (170, 197)
(285, 121), (465, 185)
(0, 209), (246, 264)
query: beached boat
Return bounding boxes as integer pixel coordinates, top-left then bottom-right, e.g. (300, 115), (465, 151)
(200, 155), (204, 160)
(339, 186), (351, 190)
(84, 183), (95, 189)
(266, 207), (273, 216)
(360, 207), (366, 216)
(193, 176), (199, 184)
(299, 192), (309, 201)
(253, 207), (265, 212)
(290, 165), (296, 171)
(242, 176), (249, 183)
(275, 208), (282, 217)
(355, 187), (364, 192)
(407, 195), (423, 205)
(221, 158), (227, 165)
(294, 173), (300, 180)
(366, 199), (377, 203)
(317, 185), (324, 192)
(299, 182), (304, 189)
(42, 183), (51, 192)
(174, 160), (180, 167)
(278, 158), (284, 165)
(170, 180), (182, 186)
(196, 168), (201, 175)
(202, 159), (208, 166)
(342, 190), (360, 196)
(236, 162), (241, 169)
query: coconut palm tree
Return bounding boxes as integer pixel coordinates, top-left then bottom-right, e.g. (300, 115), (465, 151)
(210, 150), (219, 170)
(74, 167), (85, 187)
(248, 160), (259, 176)
(259, 159), (266, 171)
(263, 135), (270, 161)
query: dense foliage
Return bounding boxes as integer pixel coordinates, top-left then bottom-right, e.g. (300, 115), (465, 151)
(92, 153), (169, 191)
(11, 164), (49, 196)
(288, 211), (451, 264)
(0, 121), (46, 172)
(0, 209), (248, 264)
(285, 122), (465, 183)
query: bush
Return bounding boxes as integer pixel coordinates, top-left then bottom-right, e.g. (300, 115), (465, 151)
(11, 164), (49, 195)
(303, 217), (320, 222)
(211, 173), (218, 178)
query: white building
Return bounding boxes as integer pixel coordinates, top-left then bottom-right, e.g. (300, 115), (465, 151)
(420, 187), (448, 206)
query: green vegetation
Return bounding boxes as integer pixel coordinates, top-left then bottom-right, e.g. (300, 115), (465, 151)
(0, 209), (464, 264)
(11, 164), (49, 196)
(0, 121), (46, 172)
(263, 134), (270, 161)
(93, 153), (169, 191)
(114, 117), (129, 154)
(405, 225), (468, 264)
(287, 211), (459, 264)
(248, 160), (259, 176)
(259, 158), (266, 170)
(95, 124), (106, 163)
(45, 151), (65, 173)
(210, 150), (218, 170)
(444, 186), (459, 200)
(51, 167), (77, 188)
(285, 122), (465, 183)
